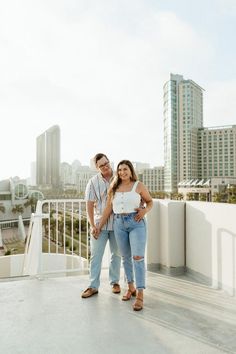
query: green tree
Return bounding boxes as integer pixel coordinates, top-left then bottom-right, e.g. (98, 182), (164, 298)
(229, 196), (236, 204)
(150, 191), (166, 199)
(199, 193), (208, 202)
(212, 193), (224, 203)
(0, 204), (5, 213)
(227, 185), (236, 203)
(24, 197), (37, 212)
(186, 193), (196, 201)
(171, 193), (184, 200)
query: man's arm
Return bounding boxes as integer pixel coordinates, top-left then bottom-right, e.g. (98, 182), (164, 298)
(97, 195), (113, 231)
(86, 200), (95, 228)
(87, 200), (99, 239)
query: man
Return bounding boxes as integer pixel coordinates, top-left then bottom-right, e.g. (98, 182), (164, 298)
(81, 153), (121, 298)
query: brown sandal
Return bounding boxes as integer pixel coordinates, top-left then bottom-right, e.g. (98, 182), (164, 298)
(133, 297), (143, 311)
(122, 289), (136, 301)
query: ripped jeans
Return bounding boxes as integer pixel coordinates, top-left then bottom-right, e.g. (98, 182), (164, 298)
(114, 212), (146, 290)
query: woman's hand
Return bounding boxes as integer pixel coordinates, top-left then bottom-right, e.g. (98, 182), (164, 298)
(91, 226), (100, 239)
(134, 207), (146, 222)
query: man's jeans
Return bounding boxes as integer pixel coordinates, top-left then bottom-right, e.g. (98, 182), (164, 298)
(114, 213), (146, 290)
(89, 230), (121, 289)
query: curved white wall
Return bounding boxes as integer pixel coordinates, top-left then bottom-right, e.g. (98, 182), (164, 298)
(147, 199), (236, 296)
(0, 254), (88, 278)
(186, 202), (236, 295)
(146, 199), (185, 274)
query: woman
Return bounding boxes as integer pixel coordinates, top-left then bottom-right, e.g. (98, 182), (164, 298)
(97, 160), (153, 311)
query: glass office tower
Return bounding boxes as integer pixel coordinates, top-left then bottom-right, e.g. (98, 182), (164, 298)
(163, 74), (203, 192)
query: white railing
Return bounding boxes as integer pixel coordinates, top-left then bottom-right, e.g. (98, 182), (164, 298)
(2, 198), (235, 297)
(23, 199), (90, 276)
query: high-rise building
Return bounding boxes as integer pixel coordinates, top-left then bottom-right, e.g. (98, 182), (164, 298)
(141, 167), (164, 193)
(163, 74), (204, 192)
(75, 167), (97, 195)
(30, 161), (36, 186)
(36, 125), (60, 187)
(132, 162), (150, 173)
(60, 162), (72, 185)
(198, 125), (236, 178)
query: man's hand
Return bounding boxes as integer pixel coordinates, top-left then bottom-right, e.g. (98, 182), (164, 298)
(91, 226), (100, 239)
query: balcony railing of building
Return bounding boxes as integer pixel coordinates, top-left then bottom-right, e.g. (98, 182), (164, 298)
(0, 199), (236, 298)
(0, 199), (91, 278)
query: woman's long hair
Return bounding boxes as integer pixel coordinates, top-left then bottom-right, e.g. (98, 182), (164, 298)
(109, 160), (138, 197)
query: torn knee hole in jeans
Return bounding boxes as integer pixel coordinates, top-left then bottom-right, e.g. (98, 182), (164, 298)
(133, 256), (144, 262)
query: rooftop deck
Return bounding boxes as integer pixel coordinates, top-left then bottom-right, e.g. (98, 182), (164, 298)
(1, 270), (236, 354)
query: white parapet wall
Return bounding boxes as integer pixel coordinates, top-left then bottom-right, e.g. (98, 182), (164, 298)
(186, 201), (236, 295)
(0, 255), (24, 277)
(0, 254), (88, 278)
(146, 199), (185, 274)
(146, 200), (160, 271)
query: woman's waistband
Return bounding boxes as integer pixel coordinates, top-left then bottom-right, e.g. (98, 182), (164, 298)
(114, 212), (137, 217)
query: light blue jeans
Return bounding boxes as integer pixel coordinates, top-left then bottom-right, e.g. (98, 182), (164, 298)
(114, 212), (147, 290)
(89, 230), (121, 289)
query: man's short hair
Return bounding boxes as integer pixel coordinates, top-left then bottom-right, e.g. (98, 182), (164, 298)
(93, 153), (109, 165)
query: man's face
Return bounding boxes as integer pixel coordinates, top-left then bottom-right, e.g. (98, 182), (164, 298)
(96, 157), (111, 175)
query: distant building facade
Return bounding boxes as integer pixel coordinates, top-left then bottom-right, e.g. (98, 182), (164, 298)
(163, 74), (204, 193)
(132, 162), (150, 173)
(141, 167), (164, 193)
(75, 167), (97, 195)
(60, 162), (96, 196)
(30, 161), (36, 186)
(36, 125), (61, 187)
(177, 124), (236, 200)
(198, 125), (236, 178)
(61, 162), (73, 185)
(178, 177), (236, 201)
(0, 177), (44, 223)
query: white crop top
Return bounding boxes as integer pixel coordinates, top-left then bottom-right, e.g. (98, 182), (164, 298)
(113, 181), (141, 214)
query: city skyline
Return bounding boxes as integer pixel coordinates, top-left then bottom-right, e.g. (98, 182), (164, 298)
(36, 125), (61, 187)
(1, 0), (236, 180)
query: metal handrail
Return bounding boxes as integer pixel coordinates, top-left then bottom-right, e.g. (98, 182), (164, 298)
(23, 199), (90, 276)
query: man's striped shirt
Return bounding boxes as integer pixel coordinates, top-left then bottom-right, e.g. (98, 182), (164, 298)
(85, 173), (114, 230)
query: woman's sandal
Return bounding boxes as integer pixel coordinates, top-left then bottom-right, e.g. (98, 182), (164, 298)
(122, 289), (136, 301)
(133, 297), (143, 311)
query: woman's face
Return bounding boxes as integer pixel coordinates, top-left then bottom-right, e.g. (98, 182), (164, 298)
(117, 164), (132, 181)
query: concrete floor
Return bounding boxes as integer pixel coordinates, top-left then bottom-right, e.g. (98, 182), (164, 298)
(0, 270), (236, 354)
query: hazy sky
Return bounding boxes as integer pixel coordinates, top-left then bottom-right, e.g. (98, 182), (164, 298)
(1, 0), (236, 180)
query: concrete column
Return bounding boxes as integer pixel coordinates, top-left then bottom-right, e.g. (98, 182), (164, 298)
(146, 200), (160, 271)
(147, 199), (185, 275)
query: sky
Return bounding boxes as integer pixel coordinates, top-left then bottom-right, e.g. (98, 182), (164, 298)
(1, 0), (236, 180)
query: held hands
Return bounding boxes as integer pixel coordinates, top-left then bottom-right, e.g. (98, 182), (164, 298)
(134, 207), (146, 222)
(91, 225), (101, 240)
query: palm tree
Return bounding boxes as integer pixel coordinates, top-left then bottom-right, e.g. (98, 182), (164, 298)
(0, 204), (5, 214)
(24, 197), (37, 212)
(12, 204), (24, 214)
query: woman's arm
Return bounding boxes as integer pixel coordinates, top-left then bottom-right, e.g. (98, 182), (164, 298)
(135, 182), (153, 222)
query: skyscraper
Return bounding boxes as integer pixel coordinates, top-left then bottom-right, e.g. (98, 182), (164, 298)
(198, 125), (236, 178)
(163, 74), (203, 192)
(36, 125), (61, 187)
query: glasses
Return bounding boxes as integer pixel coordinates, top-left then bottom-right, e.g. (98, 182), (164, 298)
(98, 161), (110, 169)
